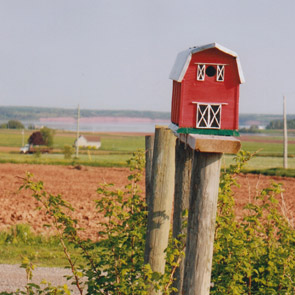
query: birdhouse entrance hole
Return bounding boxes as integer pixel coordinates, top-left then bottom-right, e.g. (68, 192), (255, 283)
(205, 66), (216, 77)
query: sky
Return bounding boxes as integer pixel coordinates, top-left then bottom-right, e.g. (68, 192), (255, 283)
(0, 0), (294, 114)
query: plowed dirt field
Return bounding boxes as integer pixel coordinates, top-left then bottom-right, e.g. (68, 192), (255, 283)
(1, 163), (295, 240)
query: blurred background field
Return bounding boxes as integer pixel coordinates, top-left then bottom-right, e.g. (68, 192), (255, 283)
(1, 128), (295, 174)
(0, 129), (146, 167)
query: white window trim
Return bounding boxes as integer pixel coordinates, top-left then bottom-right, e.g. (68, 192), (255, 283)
(196, 103), (222, 129)
(217, 65), (225, 82)
(197, 64), (205, 81)
(195, 63), (226, 82)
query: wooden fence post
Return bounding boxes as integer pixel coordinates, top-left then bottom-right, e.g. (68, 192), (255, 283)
(145, 135), (154, 209)
(144, 126), (176, 288)
(172, 139), (194, 294)
(182, 151), (222, 295)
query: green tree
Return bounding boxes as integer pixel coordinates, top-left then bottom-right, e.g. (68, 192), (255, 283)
(40, 127), (55, 147)
(0, 120), (24, 129)
(63, 145), (74, 159)
(266, 118), (295, 129)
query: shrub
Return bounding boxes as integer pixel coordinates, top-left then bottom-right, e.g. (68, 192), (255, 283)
(13, 149), (295, 294)
(19, 150), (181, 294)
(212, 150), (295, 294)
(40, 127), (55, 147)
(63, 145), (73, 159)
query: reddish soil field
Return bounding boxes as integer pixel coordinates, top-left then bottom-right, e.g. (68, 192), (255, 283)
(0, 163), (295, 240)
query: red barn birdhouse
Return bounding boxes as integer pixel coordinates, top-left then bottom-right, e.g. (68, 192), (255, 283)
(169, 43), (245, 136)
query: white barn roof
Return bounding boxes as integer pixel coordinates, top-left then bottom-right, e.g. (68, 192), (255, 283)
(169, 43), (245, 84)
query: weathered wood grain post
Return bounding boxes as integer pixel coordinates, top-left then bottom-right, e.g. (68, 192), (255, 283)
(172, 134), (241, 295)
(183, 150), (222, 294)
(144, 126), (176, 293)
(145, 135), (154, 209)
(168, 43), (245, 294)
(172, 139), (194, 294)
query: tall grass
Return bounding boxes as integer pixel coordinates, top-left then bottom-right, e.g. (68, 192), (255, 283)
(0, 224), (82, 266)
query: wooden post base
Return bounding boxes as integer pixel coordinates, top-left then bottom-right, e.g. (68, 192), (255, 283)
(182, 151), (222, 295)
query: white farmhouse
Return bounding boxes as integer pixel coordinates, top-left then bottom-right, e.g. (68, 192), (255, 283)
(75, 135), (101, 149)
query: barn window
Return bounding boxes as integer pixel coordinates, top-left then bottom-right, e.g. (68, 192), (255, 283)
(196, 103), (221, 129)
(197, 64), (205, 81)
(217, 65), (225, 81)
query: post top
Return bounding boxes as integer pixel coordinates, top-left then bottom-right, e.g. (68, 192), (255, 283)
(174, 132), (241, 154)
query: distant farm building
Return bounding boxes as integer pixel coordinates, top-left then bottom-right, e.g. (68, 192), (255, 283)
(75, 135), (101, 149)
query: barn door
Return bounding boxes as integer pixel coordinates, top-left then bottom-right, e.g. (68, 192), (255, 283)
(196, 103), (221, 129)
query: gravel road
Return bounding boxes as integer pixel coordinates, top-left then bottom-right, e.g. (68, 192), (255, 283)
(0, 264), (81, 294)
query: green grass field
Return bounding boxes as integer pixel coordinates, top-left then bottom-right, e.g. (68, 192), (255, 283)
(0, 129), (145, 166)
(1, 128), (295, 172)
(223, 154), (295, 170)
(241, 141), (295, 156)
(0, 224), (83, 267)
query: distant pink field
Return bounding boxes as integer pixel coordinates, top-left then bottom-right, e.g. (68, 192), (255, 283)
(39, 116), (169, 123)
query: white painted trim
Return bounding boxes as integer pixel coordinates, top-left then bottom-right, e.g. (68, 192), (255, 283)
(192, 102), (228, 105)
(197, 64), (205, 81)
(194, 63), (228, 66)
(169, 43), (245, 84)
(169, 49), (192, 82)
(196, 103), (222, 129)
(216, 65), (225, 82)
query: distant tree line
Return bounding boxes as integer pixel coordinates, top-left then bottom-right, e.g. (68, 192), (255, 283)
(0, 106), (171, 121)
(0, 119), (36, 130)
(266, 119), (295, 129)
(239, 125), (262, 133)
(0, 120), (24, 129)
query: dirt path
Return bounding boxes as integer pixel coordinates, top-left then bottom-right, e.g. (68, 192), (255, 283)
(0, 264), (81, 294)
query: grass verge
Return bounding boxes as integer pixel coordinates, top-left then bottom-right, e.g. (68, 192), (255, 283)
(243, 167), (295, 178)
(0, 224), (83, 267)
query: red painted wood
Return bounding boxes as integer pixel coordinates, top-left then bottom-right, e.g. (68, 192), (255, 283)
(171, 81), (182, 125)
(172, 48), (241, 131)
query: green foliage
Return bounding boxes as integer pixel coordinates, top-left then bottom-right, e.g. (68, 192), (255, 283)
(0, 223), (83, 267)
(0, 129), (146, 167)
(245, 167), (295, 178)
(10, 149), (295, 294)
(63, 145), (74, 159)
(239, 125), (262, 134)
(40, 127), (55, 147)
(0, 106), (170, 121)
(212, 150), (295, 294)
(27, 124), (36, 130)
(0, 120), (24, 129)
(266, 118), (295, 129)
(87, 150), (149, 294)
(34, 147), (42, 158)
(0, 224), (42, 245)
(18, 150), (182, 294)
